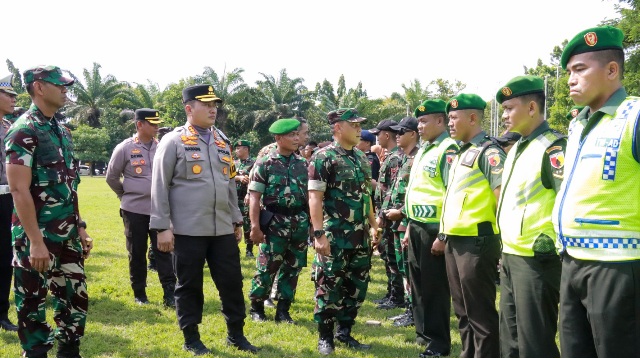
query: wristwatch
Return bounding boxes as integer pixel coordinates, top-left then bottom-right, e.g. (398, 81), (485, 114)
(437, 233), (447, 242)
(313, 229), (325, 239)
(155, 229), (168, 234)
(77, 220), (87, 229)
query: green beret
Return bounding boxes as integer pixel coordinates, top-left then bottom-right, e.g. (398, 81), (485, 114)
(269, 118), (300, 135)
(566, 105), (586, 120)
(560, 26), (624, 69)
(414, 99), (447, 117)
(235, 140), (251, 148)
(496, 75), (544, 104)
(446, 93), (486, 114)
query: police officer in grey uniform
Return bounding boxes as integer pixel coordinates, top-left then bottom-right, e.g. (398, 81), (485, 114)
(150, 84), (258, 356)
(106, 108), (176, 307)
(0, 74), (18, 332)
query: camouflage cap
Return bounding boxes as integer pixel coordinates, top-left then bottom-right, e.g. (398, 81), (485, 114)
(327, 108), (367, 125)
(23, 65), (74, 86)
(0, 74), (17, 95)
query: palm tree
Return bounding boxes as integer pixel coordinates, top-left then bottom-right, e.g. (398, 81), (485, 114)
(241, 69), (314, 145)
(66, 62), (128, 127)
(196, 67), (249, 131)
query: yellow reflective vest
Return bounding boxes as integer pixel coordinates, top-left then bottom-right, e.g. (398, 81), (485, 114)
(553, 97), (640, 261)
(441, 139), (502, 236)
(406, 133), (458, 224)
(498, 130), (562, 256)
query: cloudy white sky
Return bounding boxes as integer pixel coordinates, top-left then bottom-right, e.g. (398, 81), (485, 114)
(5, 0), (622, 101)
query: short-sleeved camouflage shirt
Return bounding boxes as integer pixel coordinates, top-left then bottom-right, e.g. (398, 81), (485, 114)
(308, 142), (372, 249)
(248, 151), (308, 212)
(235, 156), (256, 203)
(5, 104), (80, 245)
(374, 146), (402, 214)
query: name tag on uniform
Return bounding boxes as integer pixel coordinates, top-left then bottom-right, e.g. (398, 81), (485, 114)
(460, 149), (480, 168)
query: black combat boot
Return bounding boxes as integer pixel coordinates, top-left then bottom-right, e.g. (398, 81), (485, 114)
(56, 339), (81, 358)
(335, 322), (371, 350)
(274, 299), (295, 324)
(249, 300), (267, 322)
(0, 315), (18, 331)
(162, 284), (176, 308)
(133, 288), (149, 305)
(317, 322), (335, 355)
(245, 242), (254, 258)
(226, 324), (259, 354)
(182, 325), (211, 356)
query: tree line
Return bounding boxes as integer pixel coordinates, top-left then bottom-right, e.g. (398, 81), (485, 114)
(4, 0), (639, 167)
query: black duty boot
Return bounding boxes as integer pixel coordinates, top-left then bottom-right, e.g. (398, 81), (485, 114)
(372, 292), (391, 304)
(393, 310), (414, 327)
(182, 325), (211, 356)
(133, 288), (149, 305)
(162, 284), (176, 308)
(0, 316), (18, 331)
(226, 334), (259, 354)
(274, 299), (295, 324)
(23, 351), (47, 358)
(335, 322), (371, 350)
(317, 322), (335, 355)
(249, 301), (267, 322)
(56, 339), (81, 358)
(376, 295), (405, 310)
(245, 242), (254, 258)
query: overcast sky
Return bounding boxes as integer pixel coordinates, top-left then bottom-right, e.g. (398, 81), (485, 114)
(6, 0), (622, 101)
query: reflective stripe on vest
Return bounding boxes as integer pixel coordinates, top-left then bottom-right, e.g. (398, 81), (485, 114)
(498, 131), (559, 256)
(441, 144), (498, 236)
(406, 137), (458, 223)
(552, 97), (640, 261)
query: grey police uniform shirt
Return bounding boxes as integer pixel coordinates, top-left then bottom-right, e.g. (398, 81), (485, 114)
(0, 119), (11, 185)
(106, 134), (157, 215)
(150, 123), (243, 237)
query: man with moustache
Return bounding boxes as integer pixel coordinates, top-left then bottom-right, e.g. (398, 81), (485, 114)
(495, 76), (565, 358)
(247, 119), (308, 324)
(440, 93), (506, 358)
(150, 84), (258, 355)
(404, 99), (458, 356)
(308, 108), (379, 355)
(553, 26), (640, 358)
(106, 108), (176, 307)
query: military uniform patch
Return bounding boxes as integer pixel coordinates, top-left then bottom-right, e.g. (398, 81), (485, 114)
(135, 167), (142, 174)
(488, 153), (501, 167)
(584, 31), (598, 46)
(131, 149), (141, 154)
(549, 151), (564, 169)
(140, 159), (145, 165)
(191, 153), (201, 159)
(192, 164), (202, 174)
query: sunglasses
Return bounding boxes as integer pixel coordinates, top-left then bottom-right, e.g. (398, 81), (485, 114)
(397, 128), (415, 135)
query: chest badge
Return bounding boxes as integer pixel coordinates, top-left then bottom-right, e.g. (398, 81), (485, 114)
(191, 153), (201, 160)
(140, 159), (145, 165)
(131, 149), (141, 154)
(192, 164), (202, 174)
(223, 167), (228, 175)
(135, 167), (143, 174)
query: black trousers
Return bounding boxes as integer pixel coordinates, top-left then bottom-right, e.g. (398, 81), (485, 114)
(173, 234), (246, 334)
(499, 253), (560, 358)
(445, 235), (500, 358)
(560, 255), (640, 358)
(407, 221), (450, 353)
(121, 210), (175, 291)
(0, 193), (13, 318)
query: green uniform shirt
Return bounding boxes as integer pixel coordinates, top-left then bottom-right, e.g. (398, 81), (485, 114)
(248, 151), (308, 212)
(5, 104), (81, 244)
(515, 121), (567, 193)
(375, 146), (402, 216)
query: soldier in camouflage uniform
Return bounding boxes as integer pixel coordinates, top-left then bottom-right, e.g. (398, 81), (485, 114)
(6, 66), (92, 358)
(247, 119), (308, 324)
(370, 119), (404, 308)
(308, 108), (379, 355)
(381, 117), (420, 320)
(0, 74), (19, 333)
(233, 140), (256, 258)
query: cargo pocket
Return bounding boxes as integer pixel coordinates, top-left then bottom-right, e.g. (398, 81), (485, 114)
(185, 155), (205, 179)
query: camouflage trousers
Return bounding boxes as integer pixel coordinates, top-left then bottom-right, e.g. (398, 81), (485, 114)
(13, 238), (88, 356)
(394, 231), (411, 303)
(249, 213), (309, 302)
(238, 202), (252, 248)
(378, 226), (403, 299)
(313, 246), (372, 325)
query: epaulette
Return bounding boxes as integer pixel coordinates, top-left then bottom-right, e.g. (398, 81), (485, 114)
(214, 127), (230, 144)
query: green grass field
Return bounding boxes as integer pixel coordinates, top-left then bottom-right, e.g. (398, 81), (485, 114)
(0, 177), (472, 357)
